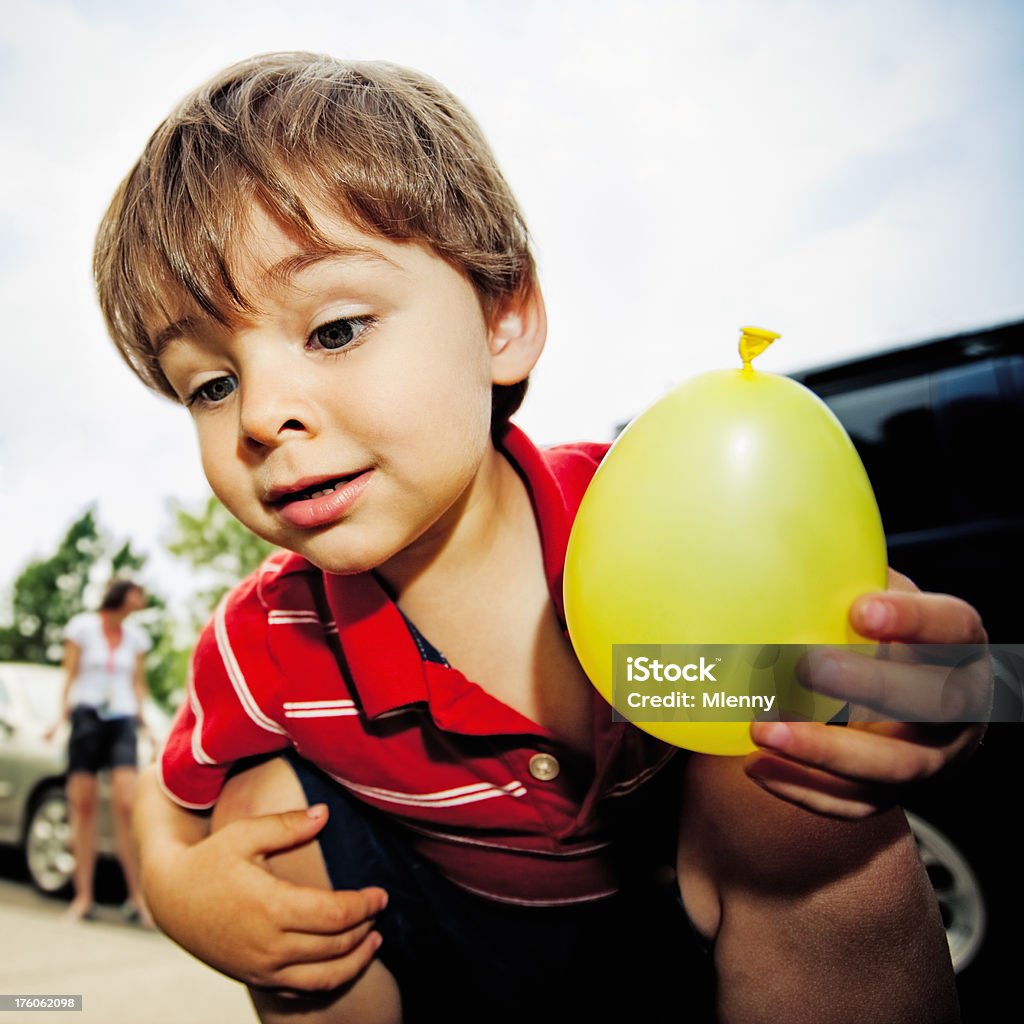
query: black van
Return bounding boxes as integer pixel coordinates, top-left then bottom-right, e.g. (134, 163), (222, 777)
(790, 319), (1023, 1019)
(789, 319), (1024, 641)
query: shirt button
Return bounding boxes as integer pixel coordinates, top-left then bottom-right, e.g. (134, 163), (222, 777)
(529, 753), (560, 781)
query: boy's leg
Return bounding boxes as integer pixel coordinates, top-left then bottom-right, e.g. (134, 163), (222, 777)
(215, 752), (716, 1022)
(212, 756), (402, 1024)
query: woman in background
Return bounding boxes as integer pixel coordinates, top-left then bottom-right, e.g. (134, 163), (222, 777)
(49, 580), (154, 926)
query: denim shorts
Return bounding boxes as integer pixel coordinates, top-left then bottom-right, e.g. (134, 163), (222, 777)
(282, 749), (716, 1022)
(67, 706), (137, 774)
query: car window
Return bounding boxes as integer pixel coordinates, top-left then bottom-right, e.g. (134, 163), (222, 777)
(933, 357), (1024, 523)
(824, 375), (951, 535)
(822, 356), (1024, 536)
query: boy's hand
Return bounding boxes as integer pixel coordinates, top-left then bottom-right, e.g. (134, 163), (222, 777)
(744, 569), (992, 818)
(145, 806), (387, 992)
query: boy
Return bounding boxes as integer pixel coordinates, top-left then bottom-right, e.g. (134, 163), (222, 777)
(95, 52), (986, 1022)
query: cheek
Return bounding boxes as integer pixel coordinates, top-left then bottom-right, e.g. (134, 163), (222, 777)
(375, 334), (494, 442)
(196, 425), (245, 507)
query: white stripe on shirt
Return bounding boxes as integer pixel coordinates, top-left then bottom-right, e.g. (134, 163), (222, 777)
(187, 664), (216, 766)
(214, 598), (287, 736)
(402, 822), (610, 857)
(452, 878), (619, 906)
(327, 773), (527, 809)
(602, 749), (677, 798)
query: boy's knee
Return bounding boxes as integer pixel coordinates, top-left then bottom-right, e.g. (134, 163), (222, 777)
(212, 756), (308, 832)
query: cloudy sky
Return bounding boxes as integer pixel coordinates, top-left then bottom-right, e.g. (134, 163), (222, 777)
(1, 0), (1022, 615)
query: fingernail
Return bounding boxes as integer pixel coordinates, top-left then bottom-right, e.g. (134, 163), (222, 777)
(306, 804), (327, 819)
(377, 891), (389, 912)
(751, 721), (792, 753)
(371, 932), (383, 950)
(860, 599), (890, 634)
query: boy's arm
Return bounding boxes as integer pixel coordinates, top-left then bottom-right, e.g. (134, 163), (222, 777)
(678, 754), (959, 1024)
(134, 766), (385, 992)
(746, 569), (991, 818)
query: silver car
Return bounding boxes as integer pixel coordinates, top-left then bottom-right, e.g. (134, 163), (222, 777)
(0, 661), (168, 895)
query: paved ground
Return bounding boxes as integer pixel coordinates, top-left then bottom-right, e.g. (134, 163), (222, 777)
(0, 879), (257, 1024)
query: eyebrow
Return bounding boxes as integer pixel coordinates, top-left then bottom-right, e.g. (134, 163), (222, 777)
(261, 243), (396, 290)
(153, 316), (203, 358)
(152, 244), (397, 357)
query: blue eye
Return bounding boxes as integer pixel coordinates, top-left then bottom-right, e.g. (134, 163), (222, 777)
(189, 375), (237, 406)
(310, 316), (375, 352)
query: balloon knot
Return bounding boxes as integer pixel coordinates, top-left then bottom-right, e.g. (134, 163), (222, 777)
(739, 326), (781, 368)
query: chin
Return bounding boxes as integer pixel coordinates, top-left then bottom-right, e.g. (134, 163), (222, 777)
(292, 537), (391, 577)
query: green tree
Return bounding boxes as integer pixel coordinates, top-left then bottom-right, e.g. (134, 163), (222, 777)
(144, 622), (194, 712)
(0, 507), (182, 712)
(166, 496), (277, 620)
(145, 496), (276, 709)
(0, 508), (106, 663)
(0, 498), (275, 711)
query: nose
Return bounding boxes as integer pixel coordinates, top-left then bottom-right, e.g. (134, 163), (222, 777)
(238, 364), (320, 450)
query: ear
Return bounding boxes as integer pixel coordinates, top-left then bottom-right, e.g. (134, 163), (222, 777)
(488, 284), (547, 385)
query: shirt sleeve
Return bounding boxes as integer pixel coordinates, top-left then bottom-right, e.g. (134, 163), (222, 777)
(159, 581), (290, 810)
(126, 622), (152, 655)
(62, 614), (90, 647)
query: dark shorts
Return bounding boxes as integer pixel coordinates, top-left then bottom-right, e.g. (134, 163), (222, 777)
(67, 706), (137, 774)
(280, 749), (716, 1022)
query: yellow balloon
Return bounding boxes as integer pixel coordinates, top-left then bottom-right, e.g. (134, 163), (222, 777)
(563, 328), (887, 755)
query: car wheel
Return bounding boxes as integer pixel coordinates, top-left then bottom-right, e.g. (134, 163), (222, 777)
(906, 811), (986, 973)
(24, 785), (75, 897)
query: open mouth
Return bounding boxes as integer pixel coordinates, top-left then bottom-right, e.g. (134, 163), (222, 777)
(271, 472), (363, 506)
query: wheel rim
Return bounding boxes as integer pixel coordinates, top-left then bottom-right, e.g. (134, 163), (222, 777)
(906, 812), (986, 973)
(26, 792), (75, 894)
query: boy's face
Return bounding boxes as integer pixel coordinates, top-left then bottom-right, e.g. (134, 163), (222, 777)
(156, 202), (519, 576)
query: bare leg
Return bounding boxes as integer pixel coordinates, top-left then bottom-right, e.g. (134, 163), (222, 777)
(110, 766), (154, 927)
(65, 772), (98, 920)
(212, 758), (403, 1024)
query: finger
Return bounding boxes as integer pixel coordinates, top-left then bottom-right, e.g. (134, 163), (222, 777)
(265, 931), (383, 994)
(743, 753), (883, 819)
(279, 920), (378, 965)
(267, 882), (389, 936)
(850, 588), (987, 645)
(886, 567), (919, 594)
(748, 720), (953, 786)
(226, 805), (332, 859)
(800, 648), (992, 722)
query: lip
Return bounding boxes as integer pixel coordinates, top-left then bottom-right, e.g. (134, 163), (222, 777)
(267, 470), (373, 529)
(265, 472), (364, 504)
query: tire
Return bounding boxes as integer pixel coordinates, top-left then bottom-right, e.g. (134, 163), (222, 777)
(906, 812), (986, 973)
(24, 784), (75, 897)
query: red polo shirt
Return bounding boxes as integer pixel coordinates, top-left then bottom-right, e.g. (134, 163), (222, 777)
(160, 426), (679, 906)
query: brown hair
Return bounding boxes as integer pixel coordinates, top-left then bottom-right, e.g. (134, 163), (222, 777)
(99, 580), (143, 612)
(94, 52), (535, 430)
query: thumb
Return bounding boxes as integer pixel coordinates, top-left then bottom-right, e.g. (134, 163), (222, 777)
(229, 804), (329, 859)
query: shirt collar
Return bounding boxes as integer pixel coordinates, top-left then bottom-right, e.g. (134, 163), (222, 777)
(496, 423), (573, 626)
(321, 425), (575, 721)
